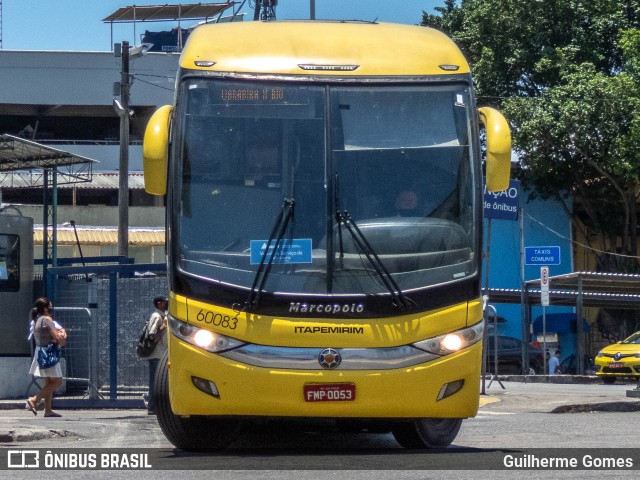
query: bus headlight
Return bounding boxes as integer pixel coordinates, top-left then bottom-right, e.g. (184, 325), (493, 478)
(412, 321), (484, 356)
(194, 329), (215, 348)
(169, 316), (246, 353)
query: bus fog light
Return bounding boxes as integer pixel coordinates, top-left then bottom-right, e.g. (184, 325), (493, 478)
(178, 323), (194, 337)
(442, 334), (462, 352)
(192, 376), (220, 398)
(214, 336), (231, 350)
(436, 379), (464, 401)
(194, 329), (215, 348)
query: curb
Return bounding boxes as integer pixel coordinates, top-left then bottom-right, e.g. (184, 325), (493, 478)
(0, 401), (28, 411)
(496, 374), (602, 384)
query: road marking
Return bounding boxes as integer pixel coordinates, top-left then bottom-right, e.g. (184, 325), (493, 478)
(475, 411), (516, 416)
(479, 396), (501, 407)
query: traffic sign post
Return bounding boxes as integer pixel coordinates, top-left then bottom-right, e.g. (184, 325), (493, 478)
(540, 266), (550, 306)
(540, 266), (549, 375)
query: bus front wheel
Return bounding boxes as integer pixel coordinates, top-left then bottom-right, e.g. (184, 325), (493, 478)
(392, 418), (462, 449)
(153, 352), (239, 450)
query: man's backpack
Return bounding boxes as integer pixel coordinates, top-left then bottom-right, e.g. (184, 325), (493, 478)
(136, 320), (159, 358)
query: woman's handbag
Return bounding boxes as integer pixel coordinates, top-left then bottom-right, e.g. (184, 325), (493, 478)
(36, 316), (63, 369)
(37, 343), (61, 369)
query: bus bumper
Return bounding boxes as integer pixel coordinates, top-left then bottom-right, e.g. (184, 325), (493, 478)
(167, 338), (482, 419)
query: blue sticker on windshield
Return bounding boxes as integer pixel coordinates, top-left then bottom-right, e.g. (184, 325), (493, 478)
(250, 239), (313, 265)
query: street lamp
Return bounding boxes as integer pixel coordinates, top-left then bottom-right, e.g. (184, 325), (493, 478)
(63, 220), (89, 281)
(63, 220), (85, 266)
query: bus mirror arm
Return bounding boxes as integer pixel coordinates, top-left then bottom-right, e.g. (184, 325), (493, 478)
(478, 107), (511, 192)
(143, 104), (173, 196)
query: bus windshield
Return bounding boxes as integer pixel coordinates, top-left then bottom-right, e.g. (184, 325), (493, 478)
(175, 79), (477, 296)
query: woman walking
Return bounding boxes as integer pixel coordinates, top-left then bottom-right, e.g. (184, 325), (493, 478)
(26, 297), (66, 418)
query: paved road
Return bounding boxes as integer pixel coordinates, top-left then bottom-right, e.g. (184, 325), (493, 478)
(2, 380), (639, 447)
(2, 380), (640, 478)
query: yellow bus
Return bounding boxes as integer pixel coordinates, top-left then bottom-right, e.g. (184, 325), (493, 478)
(143, 20), (511, 450)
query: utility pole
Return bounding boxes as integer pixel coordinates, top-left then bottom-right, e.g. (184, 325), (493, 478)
(310, 0), (315, 20)
(118, 40), (130, 258)
(254, 0), (277, 21)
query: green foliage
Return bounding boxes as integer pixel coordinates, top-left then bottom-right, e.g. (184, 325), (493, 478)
(424, 0), (640, 99)
(620, 28), (640, 78)
(424, 0), (640, 270)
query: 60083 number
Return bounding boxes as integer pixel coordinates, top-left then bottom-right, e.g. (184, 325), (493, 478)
(195, 309), (238, 330)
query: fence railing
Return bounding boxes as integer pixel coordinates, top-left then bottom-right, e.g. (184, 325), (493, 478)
(43, 261), (167, 408)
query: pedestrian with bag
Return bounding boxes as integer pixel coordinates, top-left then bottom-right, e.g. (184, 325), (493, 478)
(142, 296), (168, 415)
(26, 297), (66, 418)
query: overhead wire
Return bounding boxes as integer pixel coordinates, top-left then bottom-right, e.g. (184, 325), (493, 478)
(524, 211), (640, 260)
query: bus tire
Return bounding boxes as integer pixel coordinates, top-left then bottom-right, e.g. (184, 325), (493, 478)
(153, 351), (238, 450)
(392, 418), (462, 449)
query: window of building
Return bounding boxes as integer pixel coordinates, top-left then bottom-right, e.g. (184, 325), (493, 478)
(0, 234), (20, 291)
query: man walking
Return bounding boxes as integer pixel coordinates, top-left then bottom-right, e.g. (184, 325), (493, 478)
(144, 296), (168, 414)
(549, 350), (561, 375)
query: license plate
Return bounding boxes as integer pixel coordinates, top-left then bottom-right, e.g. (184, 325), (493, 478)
(304, 383), (356, 402)
(609, 362), (624, 369)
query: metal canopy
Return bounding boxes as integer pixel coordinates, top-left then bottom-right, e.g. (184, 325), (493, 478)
(102, 3), (235, 23)
(487, 271), (640, 375)
(525, 271), (640, 308)
(485, 271), (640, 309)
(526, 271), (640, 295)
(0, 134), (94, 186)
(0, 134), (95, 293)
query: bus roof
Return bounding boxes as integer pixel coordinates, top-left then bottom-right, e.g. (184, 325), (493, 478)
(180, 21), (470, 76)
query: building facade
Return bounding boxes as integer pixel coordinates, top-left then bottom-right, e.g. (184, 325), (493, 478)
(0, 49), (179, 260)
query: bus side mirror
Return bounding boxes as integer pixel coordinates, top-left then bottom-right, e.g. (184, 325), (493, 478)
(478, 107), (511, 192)
(143, 105), (173, 195)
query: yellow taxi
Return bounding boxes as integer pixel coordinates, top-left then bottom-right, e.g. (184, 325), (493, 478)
(595, 330), (640, 384)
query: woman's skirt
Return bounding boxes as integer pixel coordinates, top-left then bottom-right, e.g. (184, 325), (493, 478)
(29, 347), (63, 378)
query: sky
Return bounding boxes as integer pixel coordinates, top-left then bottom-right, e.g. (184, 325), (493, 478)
(2, 1), (441, 51)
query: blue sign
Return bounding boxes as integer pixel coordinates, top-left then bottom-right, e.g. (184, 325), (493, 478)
(250, 239), (313, 265)
(483, 179), (520, 221)
(525, 246), (561, 266)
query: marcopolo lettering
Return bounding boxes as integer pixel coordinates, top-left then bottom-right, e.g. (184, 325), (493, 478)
(289, 302), (365, 314)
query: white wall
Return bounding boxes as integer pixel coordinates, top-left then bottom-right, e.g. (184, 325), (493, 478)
(0, 50), (177, 106)
(1, 358), (36, 399)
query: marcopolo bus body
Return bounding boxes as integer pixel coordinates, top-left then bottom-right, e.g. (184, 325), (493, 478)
(143, 20), (511, 449)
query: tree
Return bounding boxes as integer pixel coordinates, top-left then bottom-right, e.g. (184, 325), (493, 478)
(423, 1), (640, 267)
(423, 1), (640, 338)
(423, 0), (640, 100)
(503, 65), (640, 270)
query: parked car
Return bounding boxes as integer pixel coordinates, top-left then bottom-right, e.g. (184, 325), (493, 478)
(594, 330), (640, 384)
(559, 354), (596, 375)
(484, 335), (544, 375)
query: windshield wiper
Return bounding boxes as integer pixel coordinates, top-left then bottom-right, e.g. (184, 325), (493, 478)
(335, 209), (413, 311)
(245, 197), (296, 310)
